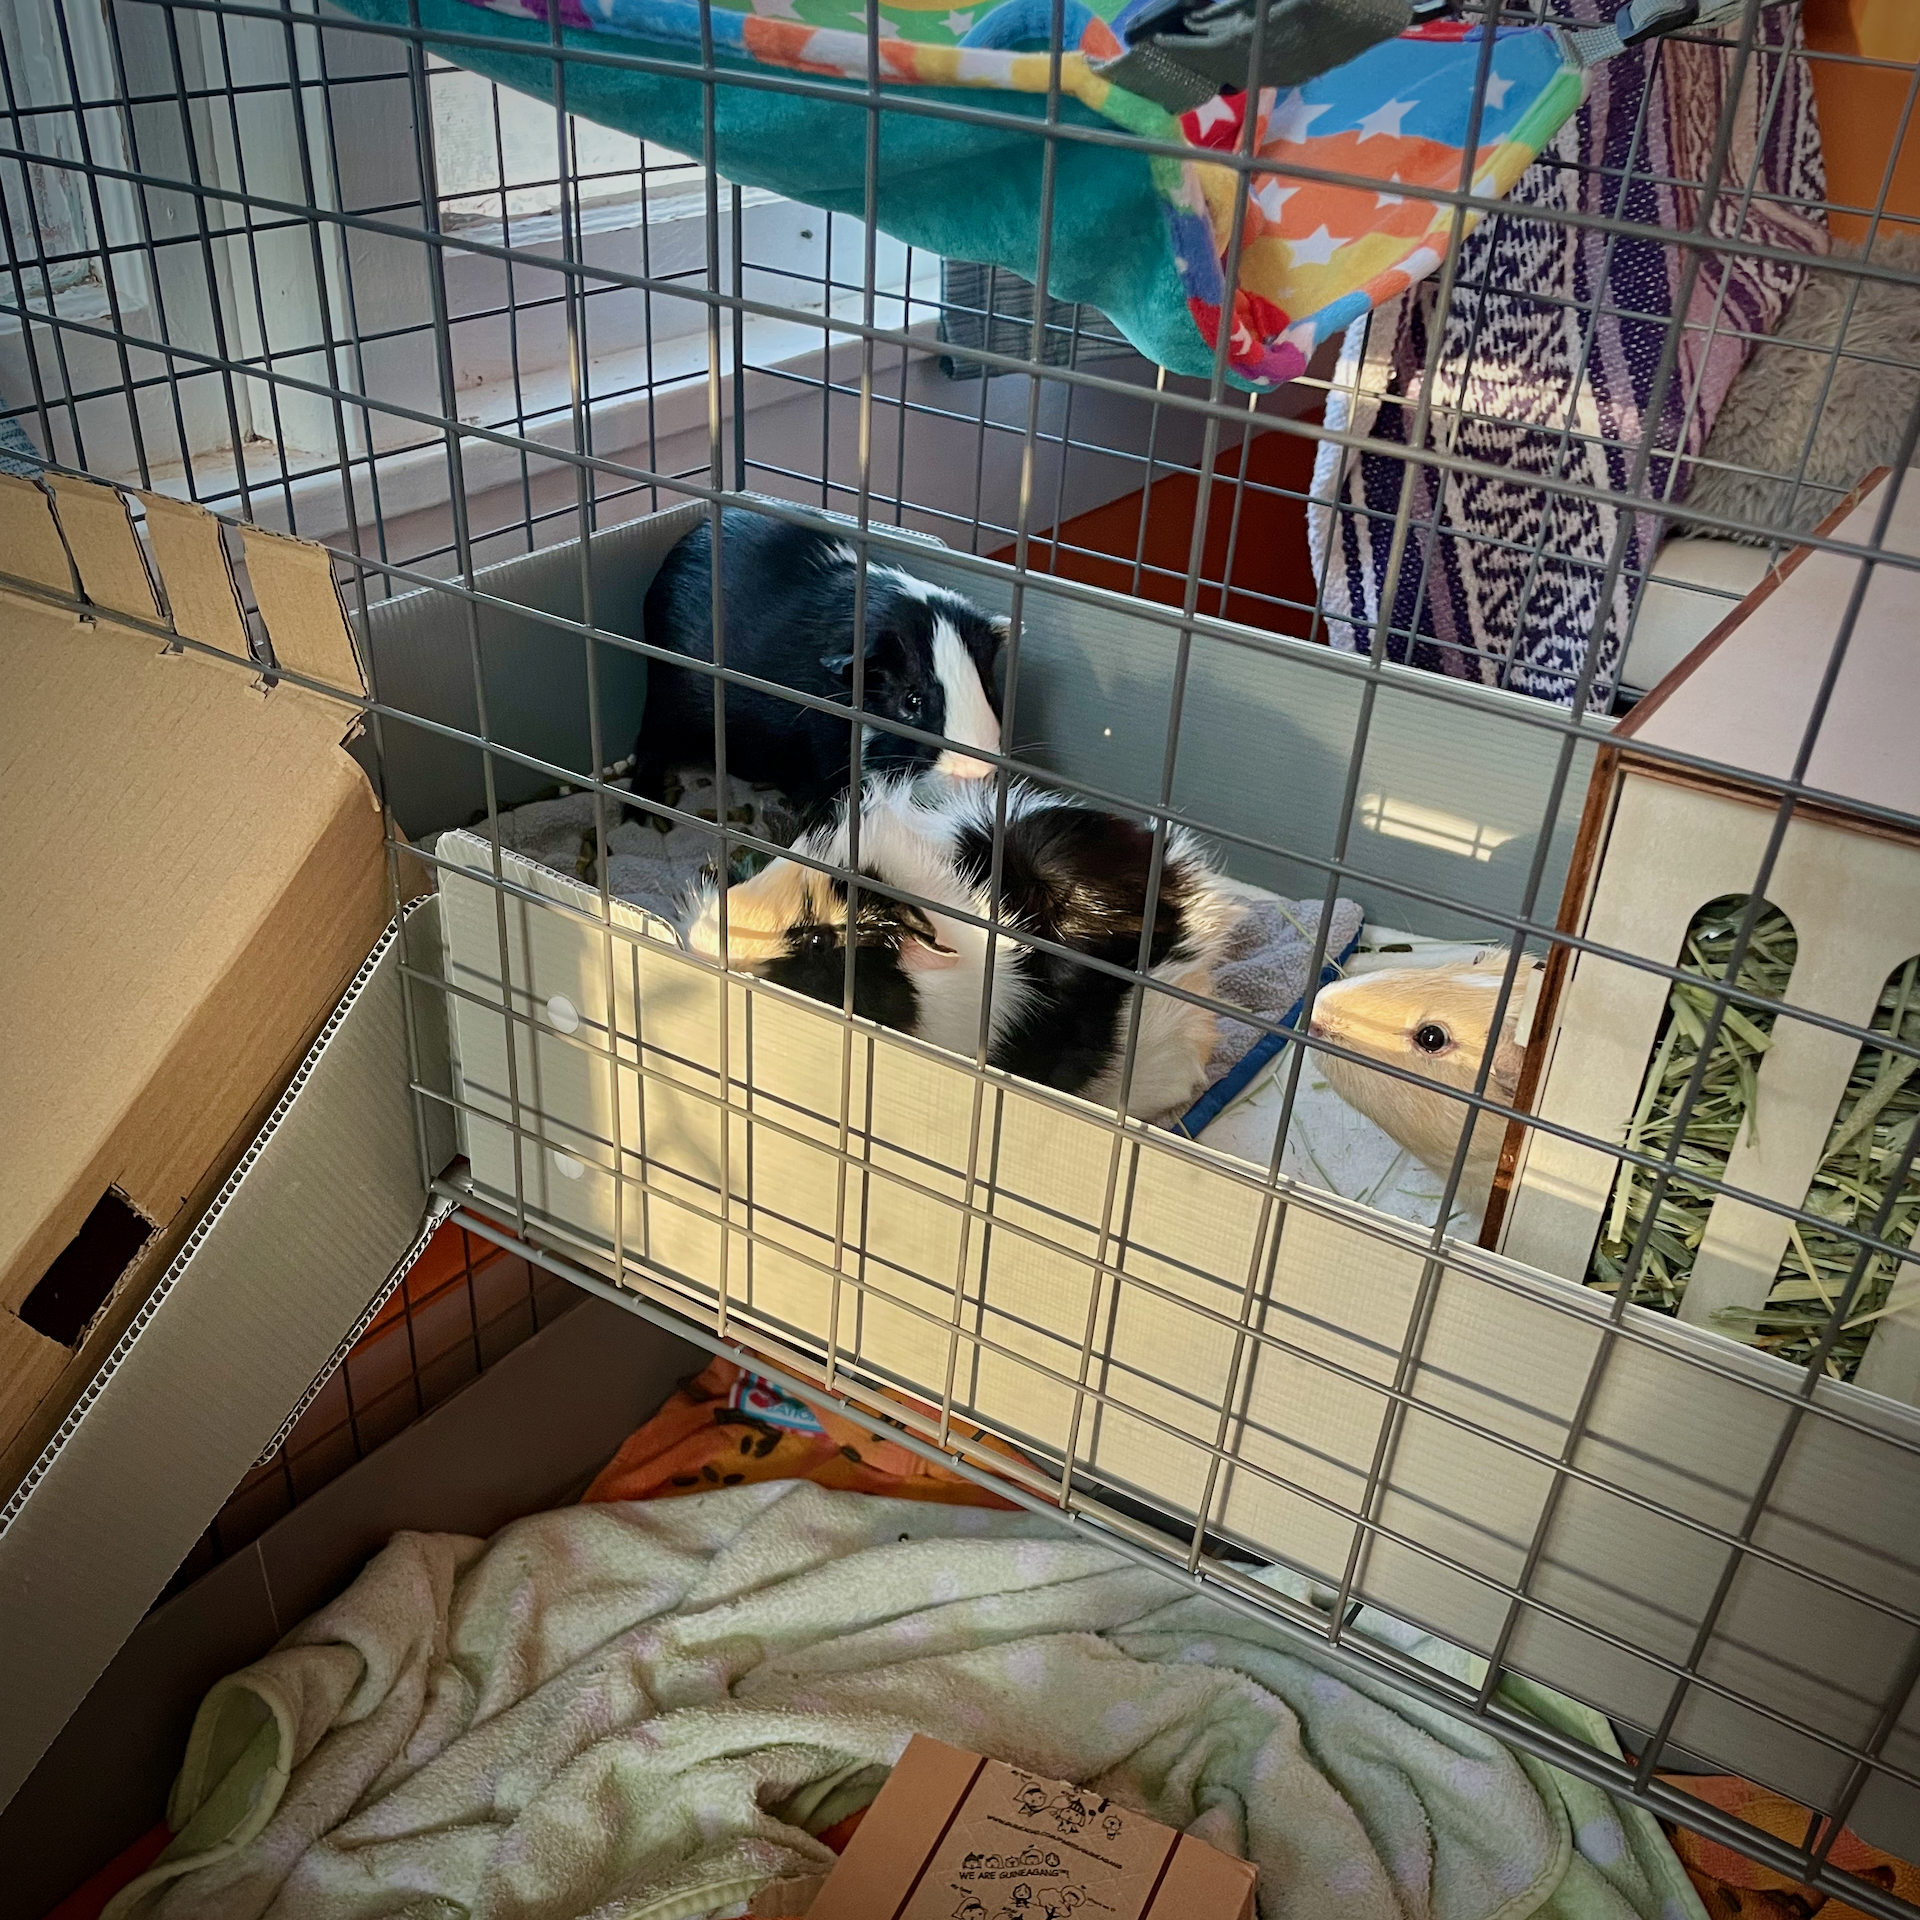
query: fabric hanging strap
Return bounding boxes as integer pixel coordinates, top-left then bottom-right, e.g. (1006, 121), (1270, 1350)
(1562, 0), (1749, 70)
(1095, 0), (1748, 116)
(1092, 0), (1412, 113)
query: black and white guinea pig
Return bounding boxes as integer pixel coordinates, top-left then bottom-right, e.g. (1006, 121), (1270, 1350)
(631, 508), (1006, 820)
(682, 777), (1246, 1121)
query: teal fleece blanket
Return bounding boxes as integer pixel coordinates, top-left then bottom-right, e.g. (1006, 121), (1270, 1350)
(332, 0), (1195, 375)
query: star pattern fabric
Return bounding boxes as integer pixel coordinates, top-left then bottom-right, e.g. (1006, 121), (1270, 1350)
(1268, 87), (1333, 145)
(1250, 176), (1298, 221)
(1175, 23), (1580, 382)
(1289, 225), (1344, 266)
(1354, 96), (1415, 140)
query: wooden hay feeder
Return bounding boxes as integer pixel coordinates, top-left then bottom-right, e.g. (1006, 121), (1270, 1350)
(1495, 470), (1920, 1403)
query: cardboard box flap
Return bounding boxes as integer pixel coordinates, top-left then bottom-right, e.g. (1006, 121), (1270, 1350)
(240, 524), (367, 698)
(0, 579), (395, 1391)
(45, 475), (162, 623)
(1156, 1834), (1259, 1920)
(0, 473), (76, 596)
(0, 904), (441, 1813)
(816, 1739), (988, 1919)
(135, 492), (251, 655)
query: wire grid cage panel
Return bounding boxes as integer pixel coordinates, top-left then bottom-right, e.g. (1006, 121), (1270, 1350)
(437, 830), (1289, 1484)
(353, 496), (934, 843)
(6, 0), (1920, 1906)
(1352, 1252), (1920, 1844)
(435, 831), (1401, 1506)
(433, 824), (1920, 1858)
(351, 507), (701, 835)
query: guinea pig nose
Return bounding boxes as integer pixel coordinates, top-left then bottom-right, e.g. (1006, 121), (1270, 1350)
(934, 749), (996, 780)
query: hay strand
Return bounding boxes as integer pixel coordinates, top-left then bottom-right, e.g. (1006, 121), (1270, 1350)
(1717, 955), (1920, 1378)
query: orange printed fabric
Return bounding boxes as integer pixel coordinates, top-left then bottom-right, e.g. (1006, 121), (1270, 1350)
(1659, 1774), (1920, 1920)
(581, 1358), (1027, 1510)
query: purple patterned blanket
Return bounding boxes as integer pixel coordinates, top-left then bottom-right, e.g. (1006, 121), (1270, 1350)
(1310, 6), (1827, 710)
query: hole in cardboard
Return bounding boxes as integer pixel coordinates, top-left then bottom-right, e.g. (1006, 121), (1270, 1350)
(20, 1188), (155, 1346)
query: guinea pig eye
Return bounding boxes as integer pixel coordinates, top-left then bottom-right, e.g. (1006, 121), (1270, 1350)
(1414, 1022), (1451, 1055)
(899, 690), (924, 723)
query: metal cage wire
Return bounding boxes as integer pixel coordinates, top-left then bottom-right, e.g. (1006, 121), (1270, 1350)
(4, 0), (1920, 1912)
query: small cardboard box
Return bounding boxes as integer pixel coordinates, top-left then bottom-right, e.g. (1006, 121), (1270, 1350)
(811, 1737), (1257, 1920)
(0, 470), (400, 1488)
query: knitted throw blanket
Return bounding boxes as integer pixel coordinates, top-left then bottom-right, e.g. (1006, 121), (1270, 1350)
(1310, 7), (1827, 710)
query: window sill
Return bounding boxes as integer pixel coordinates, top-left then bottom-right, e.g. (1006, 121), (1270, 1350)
(129, 258), (945, 548)
(0, 277), (122, 336)
(440, 179), (787, 255)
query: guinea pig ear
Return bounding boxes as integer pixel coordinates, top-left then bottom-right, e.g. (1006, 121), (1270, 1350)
(820, 622), (880, 679)
(989, 612), (1012, 638)
(1491, 1030), (1529, 1098)
(822, 626), (906, 682)
(892, 902), (960, 971)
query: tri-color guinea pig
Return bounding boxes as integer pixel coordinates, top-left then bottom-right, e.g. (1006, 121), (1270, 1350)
(630, 508), (1006, 821)
(682, 775), (1246, 1121)
(1306, 949), (1542, 1207)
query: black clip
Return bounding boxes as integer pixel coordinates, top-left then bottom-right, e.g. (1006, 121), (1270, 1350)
(1619, 0), (1700, 47)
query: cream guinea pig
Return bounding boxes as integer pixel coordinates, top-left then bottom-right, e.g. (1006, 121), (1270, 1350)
(1306, 949), (1543, 1209)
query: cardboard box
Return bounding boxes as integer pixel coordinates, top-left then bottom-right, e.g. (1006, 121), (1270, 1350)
(811, 1737), (1256, 1920)
(0, 901), (454, 1813)
(0, 470), (399, 1488)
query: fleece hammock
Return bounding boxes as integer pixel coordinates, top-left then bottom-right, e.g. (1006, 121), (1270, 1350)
(332, 0), (1587, 386)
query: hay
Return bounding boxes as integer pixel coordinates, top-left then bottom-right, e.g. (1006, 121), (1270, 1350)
(1586, 898), (1798, 1314)
(1718, 956), (1920, 1378)
(1585, 902), (1920, 1382)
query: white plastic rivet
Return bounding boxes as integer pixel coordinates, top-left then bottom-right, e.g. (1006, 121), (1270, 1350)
(545, 994), (580, 1033)
(551, 1151), (586, 1180)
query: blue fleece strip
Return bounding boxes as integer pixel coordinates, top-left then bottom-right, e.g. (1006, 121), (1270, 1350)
(1169, 932), (1360, 1141)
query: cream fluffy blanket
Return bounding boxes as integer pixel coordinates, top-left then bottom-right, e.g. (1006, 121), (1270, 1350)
(109, 1483), (1704, 1920)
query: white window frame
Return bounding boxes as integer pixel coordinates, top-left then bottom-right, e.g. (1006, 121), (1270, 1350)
(1, 0), (1204, 554)
(0, 0), (149, 323)
(419, 60), (933, 380)
(1, 0), (162, 485)
(2, 0), (347, 480)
